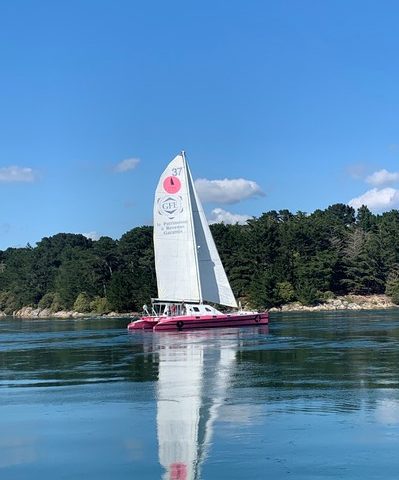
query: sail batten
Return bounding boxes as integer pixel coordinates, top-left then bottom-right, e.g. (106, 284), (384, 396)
(153, 152), (237, 308)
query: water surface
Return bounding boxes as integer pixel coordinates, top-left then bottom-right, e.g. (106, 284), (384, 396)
(1, 311), (399, 479)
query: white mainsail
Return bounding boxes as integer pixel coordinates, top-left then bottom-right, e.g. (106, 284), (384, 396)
(153, 152), (237, 308)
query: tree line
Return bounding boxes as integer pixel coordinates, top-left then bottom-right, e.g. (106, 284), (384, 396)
(1, 203), (399, 315)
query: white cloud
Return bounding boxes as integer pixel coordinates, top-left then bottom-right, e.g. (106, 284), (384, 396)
(114, 158), (140, 173)
(83, 231), (101, 241)
(349, 187), (399, 211)
(195, 178), (264, 204)
(0, 166), (37, 182)
(366, 169), (399, 186)
(208, 208), (251, 225)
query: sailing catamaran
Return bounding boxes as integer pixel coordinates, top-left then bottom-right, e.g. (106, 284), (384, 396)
(127, 151), (268, 331)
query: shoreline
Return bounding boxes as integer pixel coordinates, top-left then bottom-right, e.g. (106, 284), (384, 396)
(268, 294), (397, 313)
(0, 307), (138, 319)
(0, 295), (396, 319)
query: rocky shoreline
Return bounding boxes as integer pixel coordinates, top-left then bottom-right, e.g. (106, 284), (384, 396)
(269, 294), (397, 313)
(0, 295), (396, 319)
(0, 306), (137, 319)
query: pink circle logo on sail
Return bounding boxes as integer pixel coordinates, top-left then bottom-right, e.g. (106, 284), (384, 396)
(163, 176), (181, 194)
(170, 463), (187, 480)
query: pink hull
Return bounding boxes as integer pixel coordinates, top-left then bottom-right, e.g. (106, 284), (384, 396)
(127, 312), (269, 332)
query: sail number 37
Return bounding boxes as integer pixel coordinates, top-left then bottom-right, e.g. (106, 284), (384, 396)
(172, 167), (182, 176)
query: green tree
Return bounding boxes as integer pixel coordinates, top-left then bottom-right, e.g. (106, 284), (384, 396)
(90, 296), (111, 314)
(107, 271), (137, 312)
(55, 248), (103, 309)
(356, 205), (375, 232)
(73, 292), (92, 313)
(277, 281), (296, 303)
(385, 264), (399, 304)
(343, 228), (385, 294)
(248, 270), (279, 310)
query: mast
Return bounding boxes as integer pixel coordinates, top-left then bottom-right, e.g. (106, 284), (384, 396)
(182, 151), (203, 304)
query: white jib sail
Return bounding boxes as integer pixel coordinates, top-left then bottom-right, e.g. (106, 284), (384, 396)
(153, 152), (237, 307)
(186, 160), (238, 308)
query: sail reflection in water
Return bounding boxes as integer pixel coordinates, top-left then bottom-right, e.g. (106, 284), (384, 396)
(152, 330), (248, 480)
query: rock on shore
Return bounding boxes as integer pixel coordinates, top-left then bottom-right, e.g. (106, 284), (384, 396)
(12, 307), (86, 318)
(269, 294), (396, 312)
(10, 307), (135, 319)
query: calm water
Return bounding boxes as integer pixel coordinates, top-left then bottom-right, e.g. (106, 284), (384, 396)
(1, 311), (399, 479)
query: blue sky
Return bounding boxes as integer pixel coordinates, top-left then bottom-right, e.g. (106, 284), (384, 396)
(1, 0), (399, 249)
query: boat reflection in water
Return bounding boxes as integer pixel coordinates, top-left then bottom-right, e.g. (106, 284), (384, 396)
(148, 327), (269, 480)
